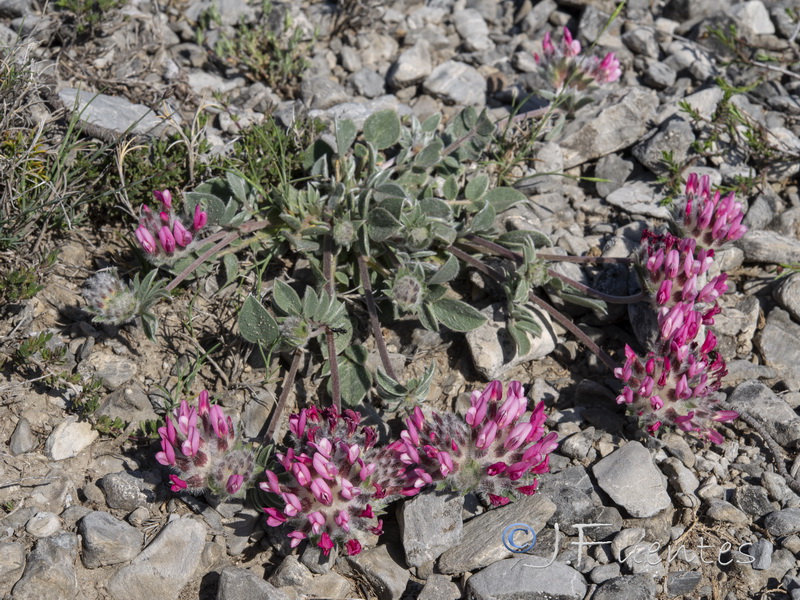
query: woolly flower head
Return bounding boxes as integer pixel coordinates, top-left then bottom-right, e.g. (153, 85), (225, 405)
(534, 27), (622, 98)
(260, 406), (398, 557)
(82, 268), (138, 325)
(392, 381), (558, 507)
(156, 391), (256, 499)
(673, 173), (747, 248)
(135, 189), (208, 266)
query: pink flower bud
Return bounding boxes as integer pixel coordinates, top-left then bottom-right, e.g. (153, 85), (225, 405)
(193, 204), (208, 231)
(307, 511), (325, 534)
(226, 474), (244, 495)
(310, 478), (333, 505)
(153, 189), (172, 209)
(172, 220), (192, 247)
(288, 531), (306, 548)
(135, 225), (157, 254)
(264, 508), (286, 527)
(158, 225), (176, 253)
(345, 539), (362, 555)
(169, 475), (187, 492)
(156, 439), (176, 466)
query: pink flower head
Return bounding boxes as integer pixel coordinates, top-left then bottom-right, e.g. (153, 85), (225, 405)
(193, 204), (208, 231)
(562, 27), (581, 56)
(153, 189), (172, 209)
(264, 507), (286, 527)
(197, 390), (210, 416)
(169, 475), (187, 492)
(307, 511), (325, 535)
(172, 220), (193, 247)
(345, 539), (362, 555)
(288, 531), (306, 548)
(156, 438), (176, 466)
(310, 478), (333, 505)
(208, 405), (229, 439)
(135, 225), (157, 254)
(158, 225), (176, 254)
(226, 474), (244, 495)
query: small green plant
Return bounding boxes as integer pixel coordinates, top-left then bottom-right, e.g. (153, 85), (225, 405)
(54, 0), (126, 37)
(0, 251), (58, 305)
(214, 1), (313, 97)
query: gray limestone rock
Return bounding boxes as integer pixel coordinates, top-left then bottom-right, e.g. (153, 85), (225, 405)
(560, 88), (659, 169)
(217, 567), (290, 600)
(736, 230), (800, 264)
(97, 385), (157, 423)
(730, 0), (775, 35)
(632, 116), (695, 175)
(79, 511), (143, 569)
(58, 89), (171, 140)
(418, 573), (460, 600)
(25, 512), (62, 538)
(466, 303), (557, 380)
(751, 538), (773, 570)
(764, 509), (800, 537)
(301, 76), (349, 110)
(351, 68), (387, 98)
(9, 417), (35, 455)
(705, 499), (749, 524)
(732, 484), (776, 518)
(0, 541), (25, 581)
(45, 417), (98, 461)
(466, 557), (587, 600)
(454, 9), (494, 52)
(622, 27), (660, 58)
(107, 517), (206, 600)
(423, 61), (486, 107)
(593, 574), (657, 600)
(592, 442), (671, 518)
(774, 273), (800, 324)
(387, 40), (433, 89)
(342, 544), (409, 600)
(101, 471), (159, 511)
(594, 153), (634, 199)
(726, 379), (800, 444)
(398, 491), (463, 567)
(642, 61), (677, 90)
(604, 180), (671, 220)
(11, 533), (78, 600)
(437, 494), (556, 574)
(666, 570), (702, 597)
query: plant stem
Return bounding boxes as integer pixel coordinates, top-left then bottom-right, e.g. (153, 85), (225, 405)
(165, 219), (271, 292)
(357, 254), (397, 380)
(266, 349), (303, 442)
(537, 253), (634, 265)
(448, 246), (619, 372)
(322, 231), (341, 412)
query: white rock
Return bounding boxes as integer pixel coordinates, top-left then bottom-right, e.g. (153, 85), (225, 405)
(45, 418), (98, 461)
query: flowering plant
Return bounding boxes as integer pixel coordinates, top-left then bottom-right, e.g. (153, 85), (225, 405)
(135, 189), (208, 266)
(614, 174), (747, 443)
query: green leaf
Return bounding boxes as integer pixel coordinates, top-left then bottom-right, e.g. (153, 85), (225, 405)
(470, 201), (496, 233)
(428, 253), (459, 285)
(226, 172), (248, 204)
(238, 295), (279, 345)
(497, 230), (553, 250)
(141, 312), (158, 342)
(419, 303), (438, 332)
(375, 368), (407, 398)
(363, 109), (401, 150)
(374, 183), (407, 203)
(508, 322), (532, 356)
(558, 292), (609, 315)
(302, 287), (319, 318)
(272, 280), (303, 315)
(335, 118), (357, 155)
(421, 113), (441, 133)
(465, 174), (489, 201)
(443, 175), (458, 201)
(486, 187), (525, 213)
(223, 253), (238, 286)
(185, 192), (226, 226)
(430, 298), (486, 332)
(368, 207), (402, 242)
(333, 356), (372, 407)
(303, 138), (334, 171)
(414, 138), (443, 169)
(418, 197), (451, 219)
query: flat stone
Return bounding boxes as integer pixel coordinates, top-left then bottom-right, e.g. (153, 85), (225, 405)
(560, 88), (659, 169)
(25, 511), (62, 538)
(217, 566), (290, 600)
(0, 542), (25, 580)
(666, 570), (702, 597)
(594, 153), (634, 199)
(466, 557), (587, 600)
(751, 538), (773, 570)
(301, 76), (349, 110)
(592, 441), (671, 518)
(351, 68), (386, 98)
(454, 8), (494, 52)
(58, 88), (171, 139)
(79, 511), (143, 569)
(343, 544), (409, 600)
(101, 471), (159, 511)
(764, 509), (800, 536)
(737, 230), (800, 265)
(45, 417), (98, 461)
(398, 491), (463, 567)
(466, 302), (557, 380)
(730, 0), (775, 35)
(705, 499), (749, 524)
(642, 61), (677, 90)
(387, 40), (432, 89)
(423, 60), (486, 107)
(11, 533), (78, 600)
(632, 116), (695, 175)
(418, 574), (461, 600)
(774, 273), (800, 322)
(107, 517), (206, 600)
(726, 379), (800, 444)
(437, 494), (556, 574)
(0, 0), (31, 18)
(732, 484), (776, 518)
(604, 180), (671, 220)
(82, 351), (138, 391)
(97, 385), (158, 423)
(9, 417), (35, 455)
(593, 574), (657, 600)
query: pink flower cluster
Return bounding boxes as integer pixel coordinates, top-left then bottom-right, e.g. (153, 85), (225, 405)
(260, 406), (390, 557)
(156, 391), (255, 498)
(135, 189), (208, 263)
(615, 174), (747, 443)
(534, 27), (622, 93)
(391, 381), (558, 506)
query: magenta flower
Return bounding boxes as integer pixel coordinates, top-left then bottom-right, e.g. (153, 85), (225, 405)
(259, 406), (397, 557)
(155, 391), (256, 498)
(391, 381), (557, 505)
(134, 189), (208, 264)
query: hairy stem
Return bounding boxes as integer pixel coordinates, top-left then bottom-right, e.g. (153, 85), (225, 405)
(266, 349), (303, 442)
(322, 232), (341, 412)
(165, 220), (270, 292)
(357, 254), (397, 380)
